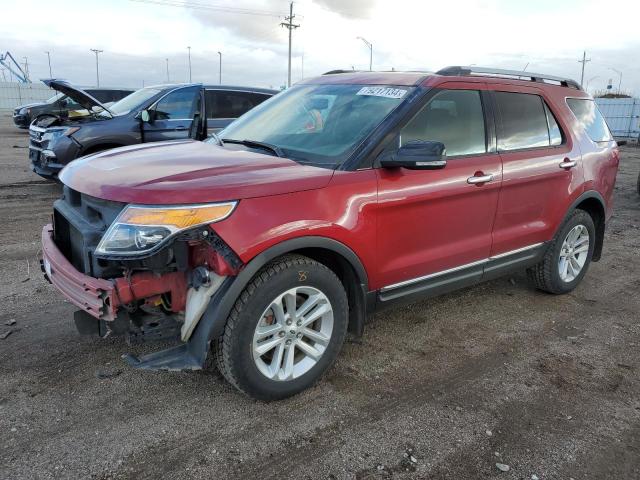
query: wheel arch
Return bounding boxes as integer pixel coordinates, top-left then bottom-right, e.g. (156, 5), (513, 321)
(564, 190), (606, 261)
(184, 236), (372, 368)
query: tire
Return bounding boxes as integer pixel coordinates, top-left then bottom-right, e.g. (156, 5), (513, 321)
(213, 254), (348, 401)
(527, 209), (595, 294)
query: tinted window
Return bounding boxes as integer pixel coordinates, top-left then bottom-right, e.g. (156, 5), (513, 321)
(545, 103), (563, 146)
(154, 87), (198, 120)
(566, 98), (612, 142)
(400, 89), (486, 156)
(207, 90), (271, 119)
(496, 92), (550, 150)
(107, 87), (162, 116)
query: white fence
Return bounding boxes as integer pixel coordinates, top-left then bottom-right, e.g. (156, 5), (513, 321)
(595, 98), (640, 140)
(0, 81), (54, 110)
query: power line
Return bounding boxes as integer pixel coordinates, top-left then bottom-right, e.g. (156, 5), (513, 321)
(129, 0), (283, 17)
(280, 2), (299, 88)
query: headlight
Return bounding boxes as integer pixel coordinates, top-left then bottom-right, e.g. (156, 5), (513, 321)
(95, 202), (237, 256)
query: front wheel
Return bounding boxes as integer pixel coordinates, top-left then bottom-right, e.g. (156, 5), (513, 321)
(214, 254), (348, 401)
(527, 209), (595, 294)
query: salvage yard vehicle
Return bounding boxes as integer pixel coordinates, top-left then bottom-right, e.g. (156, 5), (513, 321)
(29, 80), (277, 179)
(41, 67), (619, 400)
(12, 82), (133, 128)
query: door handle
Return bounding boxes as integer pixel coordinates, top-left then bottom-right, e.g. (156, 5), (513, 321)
(174, 126), (188, 131)
(467, 174), (493, 185)
(559, 159), (577, 169)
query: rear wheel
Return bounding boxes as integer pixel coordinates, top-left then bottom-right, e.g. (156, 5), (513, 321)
(527, 209), (595, 294)
(213, 254), (348, 401)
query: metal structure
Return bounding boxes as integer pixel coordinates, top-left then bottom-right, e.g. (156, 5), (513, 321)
(0, 51), (30, 83)
(280, 2), (299, 88)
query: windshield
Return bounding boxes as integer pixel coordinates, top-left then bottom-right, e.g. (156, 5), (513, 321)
(45, 92), (65, 104)
(106, 87), (162, 116)
(215, 84), (412, 166)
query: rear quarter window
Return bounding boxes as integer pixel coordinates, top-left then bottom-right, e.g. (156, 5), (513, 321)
(566, 98), (612, 142)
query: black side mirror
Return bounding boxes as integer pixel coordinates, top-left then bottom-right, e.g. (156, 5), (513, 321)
(616, 140), (627, 146)
(380, 140), (447, 170)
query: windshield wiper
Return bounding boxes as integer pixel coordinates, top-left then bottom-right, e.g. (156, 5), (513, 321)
(221, 138), (284, 157)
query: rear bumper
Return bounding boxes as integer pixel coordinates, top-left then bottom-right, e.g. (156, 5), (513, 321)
(41, 224), (116, 320)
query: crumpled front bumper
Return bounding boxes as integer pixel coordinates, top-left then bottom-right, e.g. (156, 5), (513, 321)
(41, 224), (188, 322)
(41, 224), (116, 320)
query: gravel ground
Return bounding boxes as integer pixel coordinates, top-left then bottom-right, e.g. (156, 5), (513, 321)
(0, 113), (639, 480)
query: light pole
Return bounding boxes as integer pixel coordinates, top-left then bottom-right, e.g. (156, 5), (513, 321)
(90, 49), (103, 87)
(609, 67), (622, 94)
(44, 51), (52, 78)
(586, 75), (599, 92)
(166, 58), (170, 83)
(356, 36), (372, 71)
(187, 46), (192, 82)
(218, 51), (222, 84)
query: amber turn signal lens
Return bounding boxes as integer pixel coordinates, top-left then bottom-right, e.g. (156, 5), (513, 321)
(119, 202), (237, 229)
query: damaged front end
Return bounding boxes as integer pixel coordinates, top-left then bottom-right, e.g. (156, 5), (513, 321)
(41, 186), (242, 369)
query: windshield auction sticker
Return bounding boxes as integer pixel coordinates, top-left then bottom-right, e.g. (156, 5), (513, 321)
(356, 86), (408, 99)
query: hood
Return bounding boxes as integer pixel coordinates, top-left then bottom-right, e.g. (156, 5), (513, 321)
(42, 79), (112, 117)
(16, 102), (46, 110)
(59, 140), (335, 204)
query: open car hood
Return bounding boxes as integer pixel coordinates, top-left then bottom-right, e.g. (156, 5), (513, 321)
(42, 79), (113, 117)
(59, 140), (335, 204)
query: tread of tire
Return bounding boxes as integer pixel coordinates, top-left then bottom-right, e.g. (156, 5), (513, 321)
(213, 254), (341, 397)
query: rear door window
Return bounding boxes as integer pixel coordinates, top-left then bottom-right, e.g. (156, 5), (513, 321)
(495, 91), (551, 150)
(207, 90), (272, 119)
(566, 98), (612, 142)
(544, 103), (563, 146)
(400, 89), (486, 157)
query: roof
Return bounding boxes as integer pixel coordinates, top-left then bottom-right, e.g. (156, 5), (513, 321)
(300, 71), (430, 87)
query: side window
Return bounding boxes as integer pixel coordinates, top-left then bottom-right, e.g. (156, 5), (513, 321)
(495, 92), (550, 150)
(544, 103), (563, 146)
(400, 89), (486, 157)
(566, 98), (612, 142)
(209, 91), (272, 119)
(154, 87), (198, 120)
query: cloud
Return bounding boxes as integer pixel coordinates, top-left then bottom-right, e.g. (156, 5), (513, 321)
(314, 0), (375, 18)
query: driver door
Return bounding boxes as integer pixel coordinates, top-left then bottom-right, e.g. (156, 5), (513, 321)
(375, 83), (502, 298)
(143, 86), (200, 142)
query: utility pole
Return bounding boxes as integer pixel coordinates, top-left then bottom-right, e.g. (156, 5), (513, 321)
(90, 49), (103, 87)
(578, 51), (591, 87)
(45, 51), (52, 78)
(357, 37), (373, 71)
(166, 58), (170, 82)
(187, 46), (192, 82)
(280, 2), (299, 88)
(218, 51), (222, 84)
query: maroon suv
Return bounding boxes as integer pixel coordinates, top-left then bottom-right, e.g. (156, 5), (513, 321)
(41, 67), (619, 400)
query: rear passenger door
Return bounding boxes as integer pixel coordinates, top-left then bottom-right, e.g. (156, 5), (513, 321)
(206, 89), (271, 133)
(376, 83), (502, 296)
(490, 86), (583, 256)
(143, 86), (199, 142)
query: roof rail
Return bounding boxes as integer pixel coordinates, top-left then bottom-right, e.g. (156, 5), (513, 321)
(436, 66), (582, 90)
(322, 69), (366, 75)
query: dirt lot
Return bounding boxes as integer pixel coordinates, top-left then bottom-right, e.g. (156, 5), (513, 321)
(0, 113), (638, 480)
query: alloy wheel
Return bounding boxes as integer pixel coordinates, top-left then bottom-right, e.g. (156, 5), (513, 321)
(558, 224), (590, 282)
(252, 286), (333, 381)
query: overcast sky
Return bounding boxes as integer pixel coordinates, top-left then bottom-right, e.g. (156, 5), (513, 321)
(1, 0), (639, 95)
